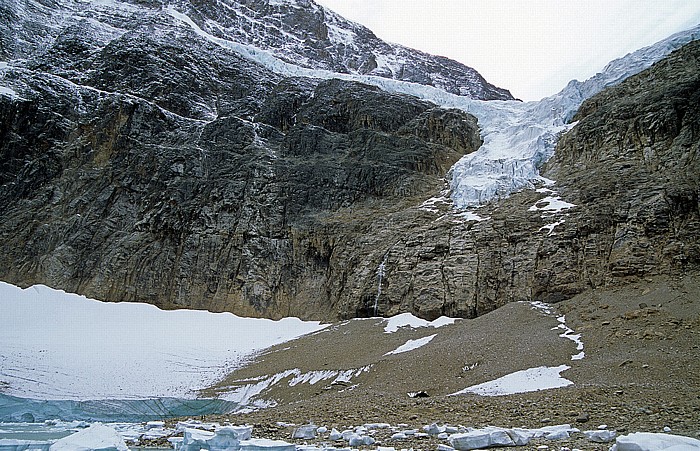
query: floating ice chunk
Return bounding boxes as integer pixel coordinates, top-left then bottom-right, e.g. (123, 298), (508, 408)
(584, 429), (617, 443)
(449, 427), (519, 449)
(328, 428), (342, 441)
(174, 425), (253, 451)
(449, 425), (580, 450)
(611, 432), (700, 450)
(424, 423), (446, 435)
(347, 434), (365, 447)
(292, 424), (317, 439)
(450, 365), (573, 396)
(240, 438), (296, 451)
(49, 423), (128, 451)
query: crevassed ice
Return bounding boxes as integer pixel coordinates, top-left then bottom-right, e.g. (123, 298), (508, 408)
(166, 8), (700, 209)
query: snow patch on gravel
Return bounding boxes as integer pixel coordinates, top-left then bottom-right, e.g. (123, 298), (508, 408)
(449, 365), (573, 396)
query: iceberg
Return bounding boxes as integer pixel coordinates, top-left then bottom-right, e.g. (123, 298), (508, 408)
(448, 424), (579, 450)
(171, 426), (296, 451)
(611, 432), (700, 450)
(239, 439), (296, 451)
(48, 424), (128, 451)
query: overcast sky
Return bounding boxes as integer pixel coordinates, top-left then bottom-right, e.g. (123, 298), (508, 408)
(314, 0), (700, 101)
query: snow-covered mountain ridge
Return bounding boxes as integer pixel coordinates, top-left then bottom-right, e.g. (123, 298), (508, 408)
(0, 0), (512, 100)
(3, 0), (696, 209)
(144, 11), (700, 208)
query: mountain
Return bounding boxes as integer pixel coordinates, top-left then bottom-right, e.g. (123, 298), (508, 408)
(0, 0), (699, 321)
(0, 0), (513, 100)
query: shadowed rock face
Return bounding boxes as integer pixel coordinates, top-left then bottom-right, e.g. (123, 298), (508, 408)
(0, 0), (698, 321)
(0, 29), (481, 319)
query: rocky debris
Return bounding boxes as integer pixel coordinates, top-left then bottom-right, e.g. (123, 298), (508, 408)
(199, 272), (699, 450)
(149, 419), (700, 451)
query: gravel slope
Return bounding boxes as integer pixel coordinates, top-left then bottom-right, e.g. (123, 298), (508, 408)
(201, 272), (700, 449)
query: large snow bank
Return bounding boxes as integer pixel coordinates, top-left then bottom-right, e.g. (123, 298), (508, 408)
(450, 365), (573, 396)
(48, 424), (128, 451)
(0, 282), (327, 401)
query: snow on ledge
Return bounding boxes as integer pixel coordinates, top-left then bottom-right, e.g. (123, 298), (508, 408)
(383, 313), (457, 333)
(528, 195), (576, 213)
(449, 365), (573, 397)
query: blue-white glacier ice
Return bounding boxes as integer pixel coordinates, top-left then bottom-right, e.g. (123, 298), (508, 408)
(0, 394), (238, 423)
(165, 9), (700, 208)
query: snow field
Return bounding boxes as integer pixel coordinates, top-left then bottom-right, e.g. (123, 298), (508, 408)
(0, 282), (327, 400)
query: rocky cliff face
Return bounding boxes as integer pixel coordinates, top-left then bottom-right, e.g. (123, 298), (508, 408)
(0, 26), (482, 318)
(540, 40), (700, 291)
(0, 0), (698, 320)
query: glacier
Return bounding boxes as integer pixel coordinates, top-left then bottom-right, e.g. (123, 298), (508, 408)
(0, 394), (239, 423)
(0, 282), (327, 421)
(3, 2), (697, 211)
(163, 7), (700, 209)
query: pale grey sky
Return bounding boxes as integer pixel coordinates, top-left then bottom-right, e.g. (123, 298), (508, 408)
(314, 0), (700, 100)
